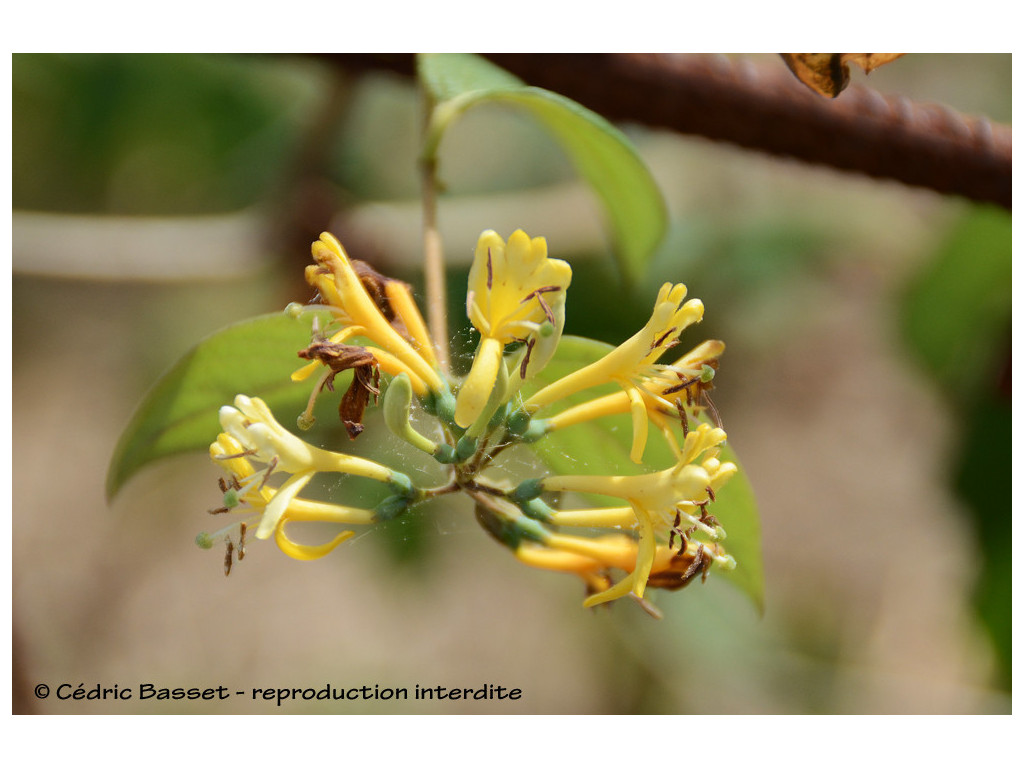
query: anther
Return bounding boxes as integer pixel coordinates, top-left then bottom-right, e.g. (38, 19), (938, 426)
(213, 449), (258, 461)
(675, 397), (689, 438)
(651, 327), (677, 352)
(521, 286), (560, 325)
(257, 456), (278, 491)
(702, 391), (722, 428)
(669, 509), (682, 550)
(520, 338), (536, 379)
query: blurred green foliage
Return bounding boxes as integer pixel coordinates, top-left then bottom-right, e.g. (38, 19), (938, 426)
(13, 53), (317, 214)
(902, 206), (1011, 398)
(900, 205), (1011, 689)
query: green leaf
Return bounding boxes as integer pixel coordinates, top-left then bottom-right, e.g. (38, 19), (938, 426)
(106, 311), (328, 500)
(418, 53), (667, 285)
(524, 335), (764, 610)
(901, 205), (1011, 398)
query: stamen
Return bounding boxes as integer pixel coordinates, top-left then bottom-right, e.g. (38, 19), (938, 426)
(536, 294), (555, 326)
(650, 327), (677, 352)
(520, 286), (560, 326)
(238, 523), (247, 561)
(679, 544), (708, 584)
(487, 247), (493, 290)
(297, 367), (334, 431)
(520, 338), (536, 379)
(669, 509), (682, 549)
(258, 456), (278, 491)
(224, 537), (234, 576)
(661, 373), (700, 397)
(212, 449), (258, 461)
(702, 390), (723, 428)
(672, 504), (720, 540)
(628, 592), (664, 620)
(675, 397), (689, 437)
(234, 472), (264, 499)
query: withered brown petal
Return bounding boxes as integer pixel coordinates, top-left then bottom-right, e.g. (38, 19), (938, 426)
(299, 341), (377, 373)
(339, 364), (380, 440)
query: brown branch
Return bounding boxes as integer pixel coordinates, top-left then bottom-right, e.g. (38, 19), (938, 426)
(313, 53), (1011, 210)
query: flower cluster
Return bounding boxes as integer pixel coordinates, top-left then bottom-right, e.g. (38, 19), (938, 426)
(199, 229), (738, 612)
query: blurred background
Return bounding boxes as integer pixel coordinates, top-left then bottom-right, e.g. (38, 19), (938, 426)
(12, 53), (1011, 714)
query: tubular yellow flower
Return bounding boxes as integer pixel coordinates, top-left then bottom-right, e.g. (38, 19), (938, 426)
(524, 282), (705, 462)
(515, 530), (735, 609)
(540, 424), (735, 526)
(203, 433), (377, 565)
(539, 339), (726, 459)
(527, 423), (736, 604)
(190, 223), (748, 615)
(455, 229), (572, 428)
(216, 395), (408, 539)
(544, 340), (725, 430)
(305, 232), (445, 394)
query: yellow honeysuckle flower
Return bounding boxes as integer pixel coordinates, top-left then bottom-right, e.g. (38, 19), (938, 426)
(299, 232), (445, 395)
(524, 282), (706, 463)
(540, 339), (725, 436)
(530, 423), (736, 604)
(202, 433), (377, 565)
(455, 229), (572, 428)
(516, 530), (735, 610)
(216, 395), (406, 539)
(540, 424), (735, 527)
(193, 224), (747, 616)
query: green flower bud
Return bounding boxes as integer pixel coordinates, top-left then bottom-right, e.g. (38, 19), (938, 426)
(433, 444), (458, 464)
(383, 373), (439, 456)
(375, 495), (411, 522)
(511, 478), (544, 503)
(455, 435), (478, 462)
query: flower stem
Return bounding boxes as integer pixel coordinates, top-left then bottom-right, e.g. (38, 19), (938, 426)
(420, 94), (450, 375)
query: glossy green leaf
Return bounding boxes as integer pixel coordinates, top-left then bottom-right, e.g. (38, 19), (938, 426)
(106, 311), (328, 500)
(524, 335), (764, 610)
(418, 53), (667, 285)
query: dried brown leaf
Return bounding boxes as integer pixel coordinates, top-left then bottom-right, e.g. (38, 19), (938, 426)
(781, 53), (905, 98)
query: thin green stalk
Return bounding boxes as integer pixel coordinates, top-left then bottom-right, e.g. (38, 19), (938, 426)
(420, 93), (450, 375)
